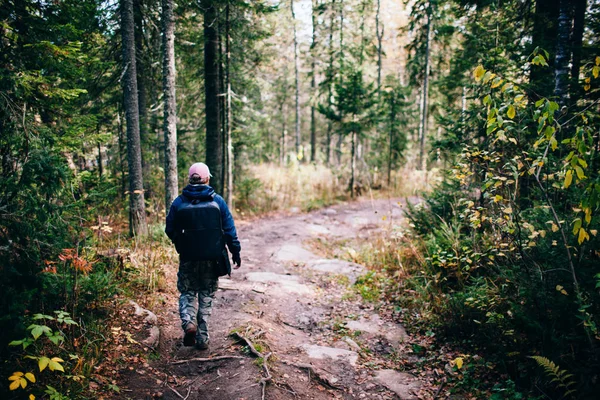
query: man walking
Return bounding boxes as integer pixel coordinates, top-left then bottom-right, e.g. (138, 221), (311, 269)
(165, 162), (241, 350)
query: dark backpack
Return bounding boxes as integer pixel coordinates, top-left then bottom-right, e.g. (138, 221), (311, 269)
(173, 195), (225, 261)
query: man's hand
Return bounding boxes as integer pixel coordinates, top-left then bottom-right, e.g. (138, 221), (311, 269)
(232, 252), (241, 269)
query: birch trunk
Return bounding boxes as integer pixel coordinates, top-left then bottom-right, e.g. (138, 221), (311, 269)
(376, 0), (383, 91)
(225, 3), (233, 208)
(291, 0), (301, 158)
(417, 5), (431, 171)
(325, 0), (335, 165)
(310, 0), (317, 163)
(162, 0), (178, 210)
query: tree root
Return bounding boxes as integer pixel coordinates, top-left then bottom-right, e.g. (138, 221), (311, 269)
(231, 332), (272, 400)
(170, 355), (244, 365)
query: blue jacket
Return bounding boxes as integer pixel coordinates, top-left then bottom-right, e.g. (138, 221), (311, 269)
(165, 184), (241, 273)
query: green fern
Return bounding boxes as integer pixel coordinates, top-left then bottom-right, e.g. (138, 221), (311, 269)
(529, 356), (577, 399)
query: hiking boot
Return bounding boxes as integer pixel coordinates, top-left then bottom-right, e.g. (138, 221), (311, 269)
(195, 340), (209, 350)
(183, 323), (197, 347)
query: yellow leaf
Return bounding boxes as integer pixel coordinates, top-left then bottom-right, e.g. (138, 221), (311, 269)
(474, 65), (485, 81)
(494, 195), (503, 203)
(564, 170), (573, 188)
(596, 56), (600, 66)
(8, 372), (23, 381)
(49, 358), (65, 372)
(38, 357), (50, 372)
(551, 223), (559, 232)
(584, 84), (591, 91)
(578, 228), (590, 244)
(507, 105), (515, 119)
(584, 208), (592, 225)
(30, 395), (35, 400)
(382, 216), (387, 221)
(556, 285), (568, 295)
(9, 380), (20, 391)
(454, 357), (464, 369)
(593, 66), (600, 79)
(25, 373), (35, 383)
(20, 378), (27, 389)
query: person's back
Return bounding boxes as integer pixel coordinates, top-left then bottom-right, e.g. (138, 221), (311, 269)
(165, 162), (241, 349)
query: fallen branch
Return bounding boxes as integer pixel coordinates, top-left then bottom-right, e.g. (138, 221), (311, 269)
(170, 355), (244, 365)
(433, 378), (446, 399)
(260, 352), (273, 400)
(166, 383), (185, 399)
(280, 360), (341, 389)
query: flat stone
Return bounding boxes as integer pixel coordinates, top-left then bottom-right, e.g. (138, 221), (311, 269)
(374, 369), (421, 399)
(245, 272), (311, 295)
(307, 224), (330, 235)
(349, 216), (370, 227)
(322, 208), (337, 215)
(275, 244), (318, 263)
(218, 279), (240, 291)
(301, 344), (358, 366)
(346, 315), (408, 344)
(309, 259), (365, 280)
(343, 336), (361, 352)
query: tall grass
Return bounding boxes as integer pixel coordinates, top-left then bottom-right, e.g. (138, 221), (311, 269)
(235, 163), (348, 215)
(234, 163), (439, 216)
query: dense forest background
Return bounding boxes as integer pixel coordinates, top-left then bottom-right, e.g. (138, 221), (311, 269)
(1, 0), (599, 398)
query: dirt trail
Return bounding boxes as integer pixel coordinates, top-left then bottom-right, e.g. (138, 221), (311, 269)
(120, 197), (425, 400)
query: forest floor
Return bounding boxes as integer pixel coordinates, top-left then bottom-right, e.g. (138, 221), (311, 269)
(109, 196), (442, 400)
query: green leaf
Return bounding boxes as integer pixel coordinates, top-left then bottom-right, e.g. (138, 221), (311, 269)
(572, 219), (582, 235)
(575, 166), (585, 180)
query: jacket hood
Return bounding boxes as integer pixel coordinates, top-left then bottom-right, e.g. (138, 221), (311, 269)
(182, 184), (215, 201)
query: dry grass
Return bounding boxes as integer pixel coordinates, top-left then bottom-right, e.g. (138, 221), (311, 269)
(235, 163), (348, 215)
(235, 163), (439, 216)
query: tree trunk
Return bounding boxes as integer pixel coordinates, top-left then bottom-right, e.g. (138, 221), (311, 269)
(570, 0), (586, 92)
(310, 0), (317, 163)
(280, 101), (287, 166)
(325, 0), (335, 165)
(162, 0), (178, 210)
(121, 0), (148, 237)
(387, 93), (395, 187)
(417, 4), (431, 171)
(225, 3), (233, 208)
(376, 0), (383, 92)
(530, 0), (560, 99)
(291, 0), (301, 159)
(202, 0), (222, 194)
(350, 128), (356, 198)
(336, 0), (344, 164)
(554, 0), (571, 108)
(133, 0), (149, 185)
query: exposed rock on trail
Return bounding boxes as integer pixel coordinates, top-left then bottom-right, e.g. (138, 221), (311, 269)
(116, 197), (425, 399)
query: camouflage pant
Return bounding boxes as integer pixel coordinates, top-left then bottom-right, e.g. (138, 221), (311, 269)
(177, 260), (219, 344)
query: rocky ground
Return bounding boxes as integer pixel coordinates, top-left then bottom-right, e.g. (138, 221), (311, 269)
(114, 197), (435, 400)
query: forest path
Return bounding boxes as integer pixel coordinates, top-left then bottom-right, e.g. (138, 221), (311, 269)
(121, 197), (426, 400)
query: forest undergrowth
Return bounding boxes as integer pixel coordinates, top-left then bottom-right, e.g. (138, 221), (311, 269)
(2, 163), (397, 399)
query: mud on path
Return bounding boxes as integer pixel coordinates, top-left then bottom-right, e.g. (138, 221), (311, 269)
(118, 197), (427, 400)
